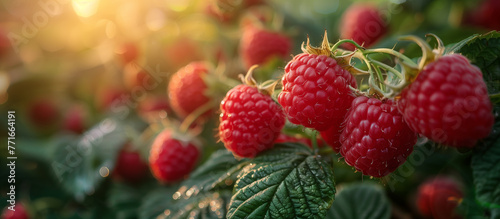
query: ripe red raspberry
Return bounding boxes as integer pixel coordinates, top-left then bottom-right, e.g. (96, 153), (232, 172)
(339, 4), (388, 50)
(463, 0), (500, 30)
(149, 130), (200, 183)
(397, 54), (494, 147)
(278, 53), (357, 131)
(416, 177), (463, 219)
(168, 62), (212, 118)
(0, 29), (11, 58)
(240, 26), (291, 69)
(137, 95), (171, 121)
(1, 203), (29, 219)
(97, 88), (128, 111)
(165, 38), (203, 69)
(114, 147), (149, 183)
(340, 96), (417, 177)
(28, 99), (59, 127)
(117, 42), (139, 64)
(219, 78), (285, 157)
(319, 119), (345, 152)
(63, 105), (86, 134)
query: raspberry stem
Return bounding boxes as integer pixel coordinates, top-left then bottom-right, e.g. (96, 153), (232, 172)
(310, 130), (319, 154)
(490, 93), (500, 104)
(330, 39), (365, 52)
(179, 101), (216, 134)
(362, 48), (418, 68)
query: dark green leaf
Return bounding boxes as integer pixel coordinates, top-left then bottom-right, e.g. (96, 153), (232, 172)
(166, 190), (232, 219)
(50, 118), (129, 201)
(326, 183), (391, 219)
(472, 136), (500, 212)
(450, 31), (500, 93)
(227, 143), (335, 219)
(139, 186), (178, 219)
(177, 150), (247, 199)
(140, 150), (245, 219)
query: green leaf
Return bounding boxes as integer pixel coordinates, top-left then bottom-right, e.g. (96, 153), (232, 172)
(139, 186), (179, 219)
(167, 190), (232, 219)
(448, 31), (500, 94)
(139, 150), (246, 219)
(180, 150), (247, 197)
(50, 118), (129, 201)
(472, 135), (500, 213)
(108, 183), (143, 219)
(326, 183), (391, 219)
(227, 143), (336, 219)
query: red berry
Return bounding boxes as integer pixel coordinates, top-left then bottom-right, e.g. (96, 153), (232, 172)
(165, 38), (203, 69)
(397, 54), (493, 147)
(123, 64), (155, 90)
(63, 105), (86, 134)
(416, 177), (463, 219)
(319, 118), (345, 152)
(463, 0), (500, 30)
(278, 53), (357, 131)
(219, 84), (285, 157)
(0, 29), (11, 58)
(114, 147), (149, 183)
(240, 26), (291, 69)
(28, 99), (59, 127)
(168, 62), (212, 118)
(149, 130), (200, 183)
(340, 96), (416, 177)
(339, 4), (388, 50)
(97, 88), (128, 111)
(1, 203), (29, 219)
(137, 96), (171, 120)
(118, 42), (139, 64)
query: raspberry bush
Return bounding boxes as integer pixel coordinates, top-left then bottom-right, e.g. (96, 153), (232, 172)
(1, 0), (499, 219)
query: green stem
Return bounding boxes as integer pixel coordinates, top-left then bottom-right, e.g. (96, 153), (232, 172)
(490, 93), (500, 104)
(179, 101), (216, 133)
(331, 39), (364, 52)
(363, 48), (418, 68)
(372, 64), (386, 92)
(311, 130), (319, 154)
(368, 58), (403, 79)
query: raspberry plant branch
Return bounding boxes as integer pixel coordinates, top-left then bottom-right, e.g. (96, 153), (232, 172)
(179, 101), (217, 134)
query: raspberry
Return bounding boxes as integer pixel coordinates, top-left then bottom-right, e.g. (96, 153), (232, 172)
(240, 26), (291, 69)
(168, 62), (212, 118)
(63, 105), (86, 134)
(137, 95), (171, 121)
(28, 99), (59, 127)
(149, 130), (200, 183)
(114, 147), (149, 183)
(1, 203), (29, 219)
(416, 177), (463, 219)
(278, 53), (357, 131)
(339, 4), (388, 50)
(397, 54), (494, 147)
(118, 42), (139, 64)
(319, 118), (345, 152)
(219, 84), (285, 158)
(463, 0), (500, 30)
(340, 96), (417, 177)
(165, 38), (203, 69)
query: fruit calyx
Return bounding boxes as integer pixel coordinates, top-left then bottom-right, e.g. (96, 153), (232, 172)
(238, 65), (278, 96)
(301, 30), (332, 56)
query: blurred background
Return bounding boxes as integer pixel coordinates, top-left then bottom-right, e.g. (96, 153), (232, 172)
(0, 0), (498, 218)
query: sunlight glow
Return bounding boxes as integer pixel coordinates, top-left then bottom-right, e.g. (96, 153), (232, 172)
(72, 0), (100, 17)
